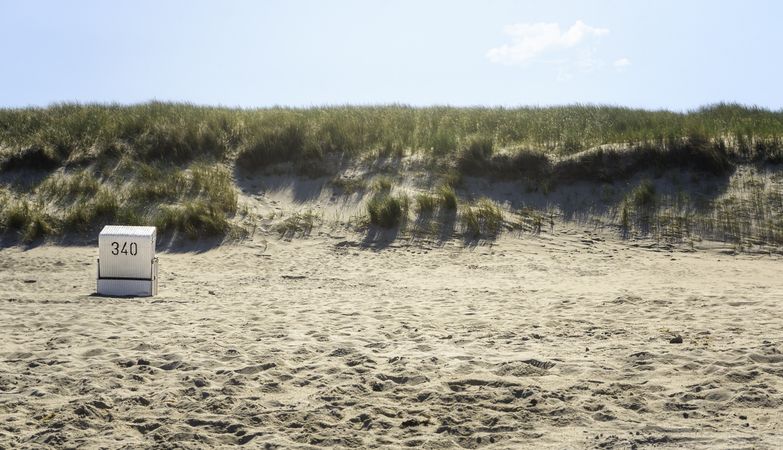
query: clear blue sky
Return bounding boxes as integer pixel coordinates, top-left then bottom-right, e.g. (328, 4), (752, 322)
(2, 0), (782, 110)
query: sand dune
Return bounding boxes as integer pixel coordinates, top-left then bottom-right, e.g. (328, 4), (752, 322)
(1, 229), (782, 448)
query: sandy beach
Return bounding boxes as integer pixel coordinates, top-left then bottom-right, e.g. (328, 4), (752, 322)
(3, 1), (783, 448)
(1, 228), (782, 448)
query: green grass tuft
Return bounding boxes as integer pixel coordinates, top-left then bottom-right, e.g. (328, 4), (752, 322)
(461, 199), (503, 238)
(367, 193), (409, 228)
(456, 136), (494, 172)
(437, 185), (458, 210)
(155, 201), (231, 239)
(1, 199), (59, 242)
(415, 193), (438, 213)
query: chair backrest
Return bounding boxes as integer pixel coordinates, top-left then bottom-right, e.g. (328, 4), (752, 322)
(98, 225), (157, 279)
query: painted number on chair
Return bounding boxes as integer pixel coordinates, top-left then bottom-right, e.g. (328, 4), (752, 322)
(111, 241), (138, 256)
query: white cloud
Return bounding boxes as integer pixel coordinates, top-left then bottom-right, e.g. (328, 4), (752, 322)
(486, 20), (609, 66)
(613, 57), (631, 69)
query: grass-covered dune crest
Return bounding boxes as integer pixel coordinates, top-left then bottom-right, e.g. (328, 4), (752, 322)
(1, 102), (782, 247)
(2, 102), (783, 166)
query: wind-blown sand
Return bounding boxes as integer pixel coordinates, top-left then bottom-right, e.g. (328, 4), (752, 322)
(1, 229), (782, 448)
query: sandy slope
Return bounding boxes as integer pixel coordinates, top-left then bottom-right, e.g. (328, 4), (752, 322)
(1, 229), (782, 449)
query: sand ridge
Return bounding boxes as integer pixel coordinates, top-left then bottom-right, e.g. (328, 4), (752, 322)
(1, 230), (782, 448)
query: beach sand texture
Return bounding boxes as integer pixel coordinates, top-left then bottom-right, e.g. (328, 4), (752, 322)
(1, 231), (782, 448)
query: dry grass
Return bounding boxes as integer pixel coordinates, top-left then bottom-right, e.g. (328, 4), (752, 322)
(275, 210), (320, 238)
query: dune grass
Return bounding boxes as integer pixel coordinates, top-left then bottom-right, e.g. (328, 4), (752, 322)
(415, 193), (438, 214)
(3, 103), (783, 173)
(2, 102), (783, 245)
(436, 185), (459, 211)
(275, 210), (320, 238)
(629, 179), (657, 208)
(370, 176), (394, 193)
(367, 193), (409, 228)
(329, 176), (367, 194)
(608, 166), (783, 249)
(0, 158), (238, 241)
(461, 198), (504, 238)
(0, 198), (59, 242)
